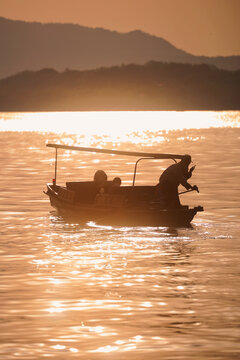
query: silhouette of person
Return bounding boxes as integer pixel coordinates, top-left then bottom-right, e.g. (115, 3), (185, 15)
(112, 177), (121, 187)
(156, 155), (198, 208)
(109, 177), (122, 194)
(93, 170), (107, 192)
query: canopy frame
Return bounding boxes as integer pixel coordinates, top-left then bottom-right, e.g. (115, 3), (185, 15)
(46, 143), (183, 185)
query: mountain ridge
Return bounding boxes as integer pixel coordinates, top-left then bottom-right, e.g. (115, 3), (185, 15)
(0, 16), (239, 79)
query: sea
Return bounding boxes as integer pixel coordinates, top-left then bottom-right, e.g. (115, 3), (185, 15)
(0, 111), (240, 359)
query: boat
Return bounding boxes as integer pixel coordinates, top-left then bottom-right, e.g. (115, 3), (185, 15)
(44, 143), (203, 227)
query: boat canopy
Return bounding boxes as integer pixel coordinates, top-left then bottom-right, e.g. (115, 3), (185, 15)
(46, 143), (184, 160)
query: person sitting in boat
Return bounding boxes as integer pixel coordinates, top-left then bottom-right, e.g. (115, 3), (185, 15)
(156, 154), (198, 208)
(93, 170), (107, 193)
(112, 177), (121, 187)
(109, 177), (122, 193)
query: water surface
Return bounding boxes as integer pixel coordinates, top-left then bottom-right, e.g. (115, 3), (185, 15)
(0, 111), (240, 359)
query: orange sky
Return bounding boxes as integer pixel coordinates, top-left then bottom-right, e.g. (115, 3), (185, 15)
(0, 0), (239, 56)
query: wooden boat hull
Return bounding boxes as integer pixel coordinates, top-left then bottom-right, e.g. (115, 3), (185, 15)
(45, 184), (203, 227)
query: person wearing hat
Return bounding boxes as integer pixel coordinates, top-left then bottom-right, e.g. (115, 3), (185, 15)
(156, 155), (198, 208)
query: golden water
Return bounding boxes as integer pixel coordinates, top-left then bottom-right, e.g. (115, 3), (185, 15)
(0, 111), (240, 359)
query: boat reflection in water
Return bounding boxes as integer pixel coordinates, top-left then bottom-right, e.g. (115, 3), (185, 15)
(45, 143), (203, 227)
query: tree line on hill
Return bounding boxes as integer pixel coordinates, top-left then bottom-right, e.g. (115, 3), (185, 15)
(0, 61), (239, 111)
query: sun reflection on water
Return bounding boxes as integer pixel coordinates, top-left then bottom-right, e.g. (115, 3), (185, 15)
(30, 221), (200, 355)
(1, 112), (240, 358)
(28, 222), (196, 356)
(0, 111), (238, 141)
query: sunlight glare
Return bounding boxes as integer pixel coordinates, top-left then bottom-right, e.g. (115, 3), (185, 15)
(89, 345), (119, 353)
(0, 111), (238, 143)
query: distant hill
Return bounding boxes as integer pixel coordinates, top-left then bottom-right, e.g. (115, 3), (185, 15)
(0, 17), (240, 79)
(0, 62), (239, 111)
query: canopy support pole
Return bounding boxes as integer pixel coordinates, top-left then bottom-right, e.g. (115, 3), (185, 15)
(132, 157), (155, 186)
(54, 148), (58, 185)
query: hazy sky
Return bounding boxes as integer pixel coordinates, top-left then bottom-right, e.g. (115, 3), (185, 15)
(0, 0), (239, 56)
